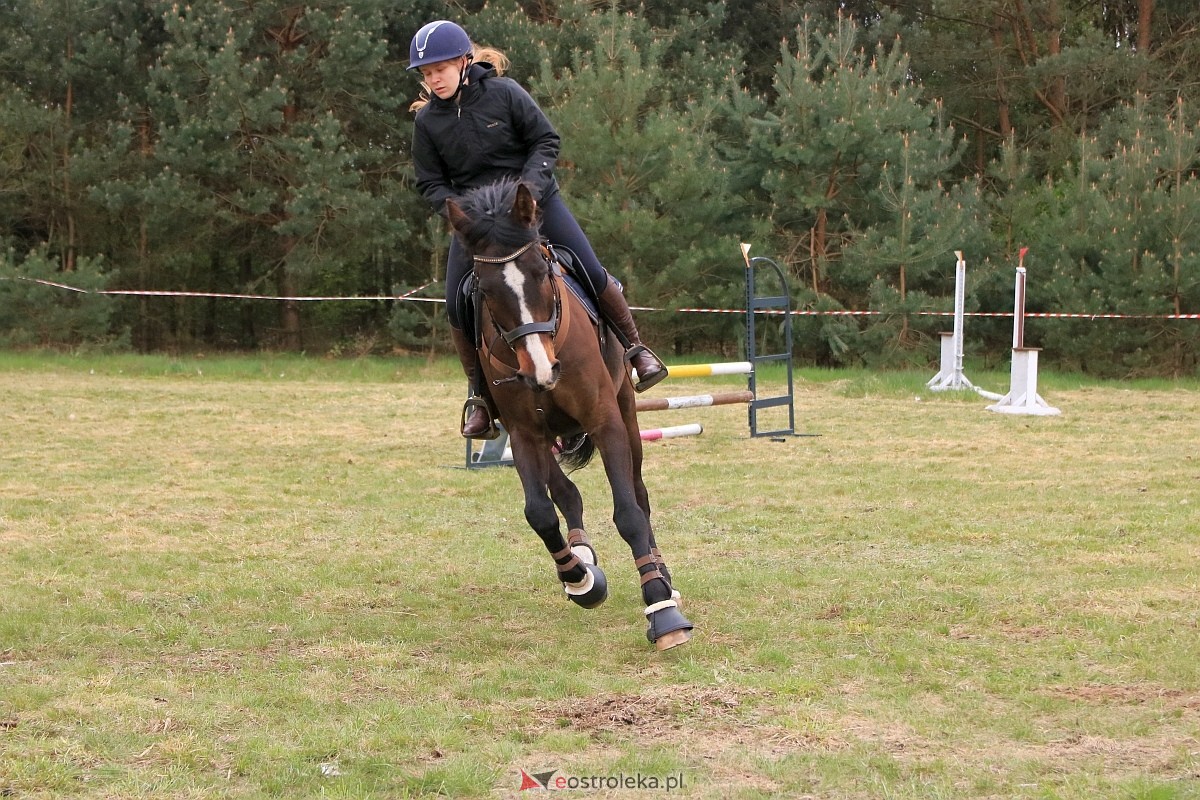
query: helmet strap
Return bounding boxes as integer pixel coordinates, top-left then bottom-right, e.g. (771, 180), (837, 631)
(450, 54), (472, 102)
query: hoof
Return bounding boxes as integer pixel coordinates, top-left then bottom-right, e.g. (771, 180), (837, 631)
(655, 628), (692, 651)
(644, 600), (693, 650)
(564, 563), (608, 609)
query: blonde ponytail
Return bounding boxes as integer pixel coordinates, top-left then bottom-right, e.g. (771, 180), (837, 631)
(409, 88), (432, 113)
(409, 45), (510, 113)
(472, 46), (509, 75)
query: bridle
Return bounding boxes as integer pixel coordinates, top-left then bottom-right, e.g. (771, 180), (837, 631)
(472, 239), (562, 347)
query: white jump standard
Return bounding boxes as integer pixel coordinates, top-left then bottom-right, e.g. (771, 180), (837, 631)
(987, 252), (1061, 416)
(927, 251), (977, 392)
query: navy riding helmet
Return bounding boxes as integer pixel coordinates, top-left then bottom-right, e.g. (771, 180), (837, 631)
(408, 20), (472, 71)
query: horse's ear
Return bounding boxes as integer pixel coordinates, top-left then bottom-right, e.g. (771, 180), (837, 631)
(513, 182), (537, 228)
(445, 198), (470, 235)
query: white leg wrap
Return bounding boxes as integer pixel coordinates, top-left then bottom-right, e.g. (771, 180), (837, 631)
(571, 544), (595, 566)
(643, 599), (678, 616)
(563, 568), (595, 597)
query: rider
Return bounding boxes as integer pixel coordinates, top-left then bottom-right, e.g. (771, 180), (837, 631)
(407, 20), (667, 439)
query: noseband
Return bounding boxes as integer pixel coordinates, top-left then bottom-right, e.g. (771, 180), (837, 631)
(473, 240), (561, 346)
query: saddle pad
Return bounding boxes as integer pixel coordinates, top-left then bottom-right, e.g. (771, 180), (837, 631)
(549, 245), (601, 323)
(560, 271), (600, 323)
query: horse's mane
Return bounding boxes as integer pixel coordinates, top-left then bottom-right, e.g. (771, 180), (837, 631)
(455, 179), (540, 251)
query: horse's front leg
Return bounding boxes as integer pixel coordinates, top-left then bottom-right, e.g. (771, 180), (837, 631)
(590, 412), (692, 650)
(547, 458), (599, 571)
(508, 430), (607, 609)
(617, 383), (680, 605)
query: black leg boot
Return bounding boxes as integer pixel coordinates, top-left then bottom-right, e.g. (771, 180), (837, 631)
(450, 326), (499, 439)
(596, 281), (667, 392)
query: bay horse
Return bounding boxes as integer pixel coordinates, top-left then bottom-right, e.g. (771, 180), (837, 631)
(445, 179), (693, 651)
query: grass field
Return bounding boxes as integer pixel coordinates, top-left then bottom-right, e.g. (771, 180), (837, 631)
(2, 352), (1198, 799)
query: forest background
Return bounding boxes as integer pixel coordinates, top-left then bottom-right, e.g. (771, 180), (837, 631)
(1, 0), (1197, 377)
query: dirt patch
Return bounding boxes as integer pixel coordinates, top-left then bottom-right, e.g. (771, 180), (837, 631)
(524, 687), (795, 796)
(996, 620), (1056, 641)
(1044, 682), (1200, 709)
(537, 686), (750, 737)
(1039, 732), (1187, 774)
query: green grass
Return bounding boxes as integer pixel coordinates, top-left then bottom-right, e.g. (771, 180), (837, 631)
(2, 352), (1199, 798)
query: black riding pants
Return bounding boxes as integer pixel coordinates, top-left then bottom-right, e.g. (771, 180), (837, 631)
(443, 192), (610, 330)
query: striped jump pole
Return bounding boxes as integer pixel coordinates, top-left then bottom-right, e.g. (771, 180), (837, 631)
(635, 361), (751, 384)
(636, 390), (753, 413)
(640, 423), (703, 442)
(631, 360), (759, 443)
(662, 361), (753, 379)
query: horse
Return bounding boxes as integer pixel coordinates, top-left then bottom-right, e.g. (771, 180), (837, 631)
(445, 179), (693, 651)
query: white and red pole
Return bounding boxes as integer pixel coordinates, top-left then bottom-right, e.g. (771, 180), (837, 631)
(1013, 246), (1028, 349)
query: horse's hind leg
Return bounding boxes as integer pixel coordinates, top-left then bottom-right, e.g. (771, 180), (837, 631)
(510, 433), (607, 609)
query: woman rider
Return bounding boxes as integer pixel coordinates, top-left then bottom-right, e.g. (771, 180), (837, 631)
(408, 20), (667, 439)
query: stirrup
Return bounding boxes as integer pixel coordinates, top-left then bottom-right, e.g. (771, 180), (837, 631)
(461, 396), (500, 440)
(626, 345), (667, 392)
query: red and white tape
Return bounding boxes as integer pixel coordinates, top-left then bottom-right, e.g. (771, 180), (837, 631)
(10, 277), (1197, 320)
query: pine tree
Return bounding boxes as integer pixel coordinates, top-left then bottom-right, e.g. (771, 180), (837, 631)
(0, 0), (156, 342)
(841, 127), (983, 364)
(729, 14), (978, 364)
(992, 94), (1200, 375)
(1090, 94), (1200, 374)
(141, 0), (408, 350)
(526, 4), (752, 352)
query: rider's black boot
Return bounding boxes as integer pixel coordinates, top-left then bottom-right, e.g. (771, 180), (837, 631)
(595, 281), (667, 392)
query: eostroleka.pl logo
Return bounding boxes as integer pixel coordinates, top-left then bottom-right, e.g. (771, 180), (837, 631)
(519, 769), (686, 792)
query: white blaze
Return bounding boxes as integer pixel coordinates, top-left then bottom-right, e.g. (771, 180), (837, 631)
(502, 262), (555, 385)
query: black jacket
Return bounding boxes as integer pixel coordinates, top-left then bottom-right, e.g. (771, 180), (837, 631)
(412, 62), (560, 216)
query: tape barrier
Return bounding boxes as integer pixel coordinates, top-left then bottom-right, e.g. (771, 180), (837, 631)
(6, 276), (439, 303)
(9, 277), (1198, 320)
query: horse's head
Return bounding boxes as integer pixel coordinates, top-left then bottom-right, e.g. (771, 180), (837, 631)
(446, 180), (561, 392)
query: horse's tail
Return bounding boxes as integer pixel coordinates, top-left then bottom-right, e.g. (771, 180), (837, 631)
(556, 433), (596, 473)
